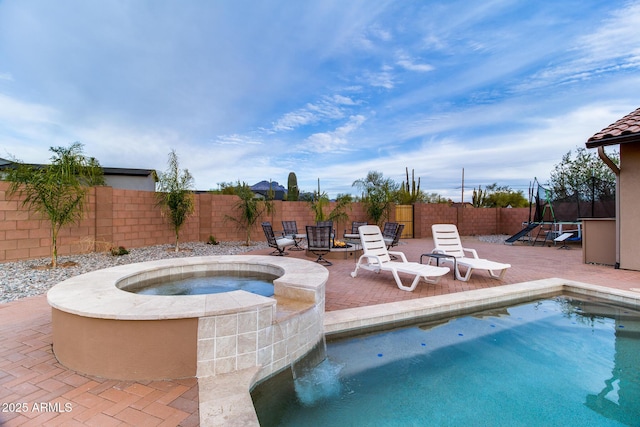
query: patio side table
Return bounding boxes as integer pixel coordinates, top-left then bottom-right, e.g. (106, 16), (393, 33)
(420, 253), (456, 280)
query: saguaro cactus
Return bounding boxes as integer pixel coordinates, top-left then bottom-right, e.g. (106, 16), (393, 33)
(287, 172), (299, 201)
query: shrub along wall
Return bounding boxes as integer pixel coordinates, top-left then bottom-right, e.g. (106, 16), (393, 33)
(0, 182), (529, 263)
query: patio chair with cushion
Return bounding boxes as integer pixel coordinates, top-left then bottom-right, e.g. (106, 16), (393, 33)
(317, 220), (335, 245)
(344, 221), (367, 241)
(261, 222), (295, 256)
(386, 223), (404, 250)
(430, 224), (511, 281)
(316, 220), (334, 231)
(384, 223), (405, 260)
(306, 225), (333, 266)
(351, 225), (449, 291)
(281, 220), (305, 250)
(382, 222), (399, 246)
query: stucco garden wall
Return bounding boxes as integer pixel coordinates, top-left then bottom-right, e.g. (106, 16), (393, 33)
(0, 182), (529, 263)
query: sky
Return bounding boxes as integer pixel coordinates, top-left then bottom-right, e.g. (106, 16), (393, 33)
(1, 1), (640, 201)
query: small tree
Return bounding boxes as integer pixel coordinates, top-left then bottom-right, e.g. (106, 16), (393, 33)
(423, 192), (451, 204)
(472, 183), (528, 208)
(156, 150), (195, 252)
(309, 178), (330, 222)
(484, 184), (528, 208)
(328, 193), (353, 233)
(352, 171), (398, 226)
(225, 181), (274, 245)
(211, 182), (237, 194)
(4, 142), (104, 267)
(548, 147), (618, 200)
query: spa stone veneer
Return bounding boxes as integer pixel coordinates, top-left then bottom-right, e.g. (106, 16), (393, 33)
(47, 255), (328, 381)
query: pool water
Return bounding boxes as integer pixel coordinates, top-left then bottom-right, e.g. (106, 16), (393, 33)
(126, 271), (276, 296)
(252, 296), (640, 426)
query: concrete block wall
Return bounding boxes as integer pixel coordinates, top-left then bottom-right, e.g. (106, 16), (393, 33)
(109, 188), (200, 250)
(0, 181), (530, 263)
(0, 183), (98, 261)
(415, 204), (529, 238)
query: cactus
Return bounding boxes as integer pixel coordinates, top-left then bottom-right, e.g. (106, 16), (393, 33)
(400, 167), (421, 203)
(287, 172), (299, 201)
(472, 185), (487, 207)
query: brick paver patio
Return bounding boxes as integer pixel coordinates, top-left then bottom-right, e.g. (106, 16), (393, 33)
(2, 237), (639, 425)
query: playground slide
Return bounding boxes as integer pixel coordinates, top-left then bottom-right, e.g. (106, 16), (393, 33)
(505, 223), (540, 244)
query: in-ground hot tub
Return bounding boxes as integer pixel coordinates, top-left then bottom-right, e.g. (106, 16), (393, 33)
(47, 255), (328, 381)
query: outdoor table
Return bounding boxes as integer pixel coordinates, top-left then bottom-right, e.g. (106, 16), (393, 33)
(420, 253), (456, 280)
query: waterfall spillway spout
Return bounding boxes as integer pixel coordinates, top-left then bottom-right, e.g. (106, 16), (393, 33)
(291, 338), (344, 406)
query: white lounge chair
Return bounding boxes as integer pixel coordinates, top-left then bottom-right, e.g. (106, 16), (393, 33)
(430, 224), (511, 281)
(351, 225), (449, 291)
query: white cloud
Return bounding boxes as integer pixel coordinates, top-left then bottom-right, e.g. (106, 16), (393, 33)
(396, 57), (434, 73)
(332, 95), (357, 105)
(271, 110), (319, 132)
(1, 1), (637, 199)
(270, 94), (358, 132)
(523, 2), (640, 89)
(365, 66), (395, 89)
(369, 26), (392, 42)
(0, 93), (57, 125)
(302, 115), (366, 153)
(214, 134), (262, 146)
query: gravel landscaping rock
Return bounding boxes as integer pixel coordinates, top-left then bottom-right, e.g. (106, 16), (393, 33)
(0, 241), (268, 304)
(477, 235), (510, 244)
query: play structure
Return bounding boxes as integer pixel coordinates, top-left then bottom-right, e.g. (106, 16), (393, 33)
(506, 177), (615, 247)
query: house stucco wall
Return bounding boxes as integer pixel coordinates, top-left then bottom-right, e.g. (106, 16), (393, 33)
(619, 143), (640, 270)
(104, 175), (156, 191)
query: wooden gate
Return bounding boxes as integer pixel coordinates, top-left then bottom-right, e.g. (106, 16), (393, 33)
(395, 205), (414, 238)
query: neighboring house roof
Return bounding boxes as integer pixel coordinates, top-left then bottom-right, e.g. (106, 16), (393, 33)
(102, 167), (157, 178)
(0, 158), (155, 176)
(586, 107), (640, 148)
(250, 180), (286, 200)
(0, 158), (157, 191)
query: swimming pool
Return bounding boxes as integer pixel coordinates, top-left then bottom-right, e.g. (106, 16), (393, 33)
(252, 295), (640, 426)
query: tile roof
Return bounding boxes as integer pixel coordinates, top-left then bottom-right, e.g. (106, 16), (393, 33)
(586, 107), (640, 148)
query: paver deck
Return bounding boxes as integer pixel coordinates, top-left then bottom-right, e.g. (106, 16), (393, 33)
(1, 237), (639, 425)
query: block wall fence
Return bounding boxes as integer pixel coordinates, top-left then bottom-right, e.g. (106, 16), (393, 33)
(0, 182), (529, 263)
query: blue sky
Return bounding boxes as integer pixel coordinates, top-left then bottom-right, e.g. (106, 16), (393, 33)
(1, 1), (639, 200)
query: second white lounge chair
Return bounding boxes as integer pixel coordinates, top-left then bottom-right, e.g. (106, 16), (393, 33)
(351, 225), (449, 291)
(431, 224), (511, 281)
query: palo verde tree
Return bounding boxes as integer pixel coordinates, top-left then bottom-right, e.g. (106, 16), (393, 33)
(485, 184), (528, 208)
(225, 181), (274, 245)
(4, 142), (104, 268)
(155, 149), (195, 252)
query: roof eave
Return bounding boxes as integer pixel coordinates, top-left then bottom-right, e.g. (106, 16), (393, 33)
(586, 133), (640, 149)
